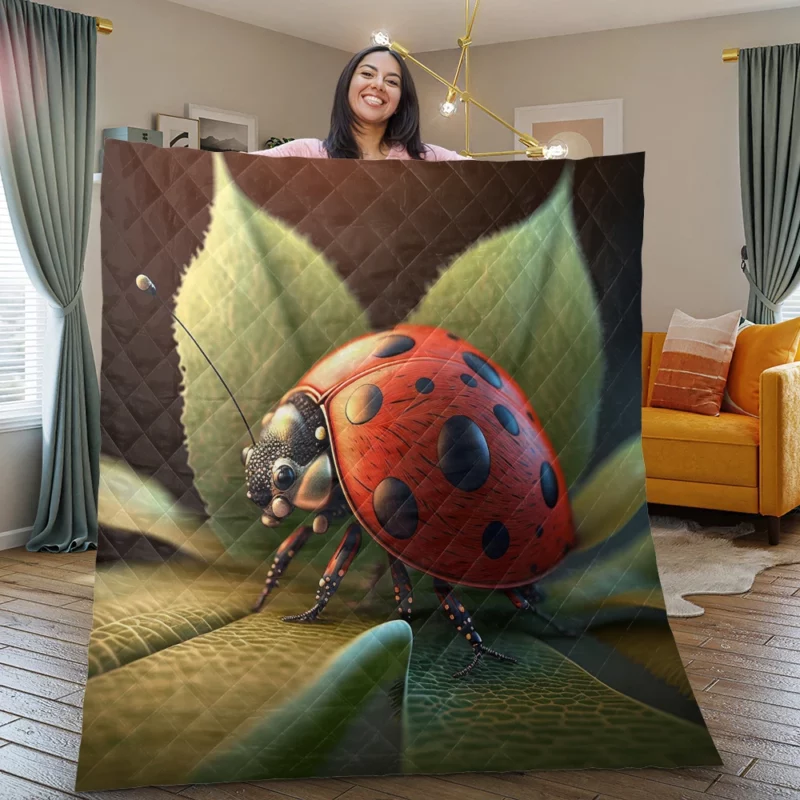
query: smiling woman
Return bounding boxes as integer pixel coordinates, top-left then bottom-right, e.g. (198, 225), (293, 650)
(254, 45), (468, 161)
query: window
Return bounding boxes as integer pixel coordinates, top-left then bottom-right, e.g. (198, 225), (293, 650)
(782, 283), (800, 321)
(0, 173), (45, 431)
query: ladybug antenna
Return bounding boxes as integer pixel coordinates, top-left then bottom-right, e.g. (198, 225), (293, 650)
(135, 274), (256, 447)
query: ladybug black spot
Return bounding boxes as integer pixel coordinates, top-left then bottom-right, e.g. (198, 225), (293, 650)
(536, 525), (545, 538)
(346, 384), (383, 425)
(447, 332), (460, 341)
(463, 352), (502, 389)
(540, 462), (559, 508)
(530, 563), (539, 574)
(416, 378), (435, 394)
(374, 334), (415, 358)
(482, 521), (510, 560)
(527, 411), (535, 422)
(437, 416), (491, 492)
(493, 405), (519, 436)
(373, 478), (419, 540)
(460, 374), (478, 388)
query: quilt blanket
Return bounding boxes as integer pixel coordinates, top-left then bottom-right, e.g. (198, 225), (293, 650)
(76, 139), (720, 791)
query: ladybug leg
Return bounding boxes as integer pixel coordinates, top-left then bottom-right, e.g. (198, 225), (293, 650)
(389, 557), (414, 622)
(433, 578), (517, 679)
(253, 525), (313, 612)
(506, 584), (574, 636)
(282, 523), (362, 624)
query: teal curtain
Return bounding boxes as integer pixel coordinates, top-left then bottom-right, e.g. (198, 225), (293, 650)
(739, 44), (800, 323)
(0, 0), (99, 552)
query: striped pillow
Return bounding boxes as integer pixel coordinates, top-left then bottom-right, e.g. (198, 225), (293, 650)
(650, 309), (742, 416)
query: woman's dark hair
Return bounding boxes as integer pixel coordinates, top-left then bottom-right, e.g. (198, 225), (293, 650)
(323, 45), (425, 160)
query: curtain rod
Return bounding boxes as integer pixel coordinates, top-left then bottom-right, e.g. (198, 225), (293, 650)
(723, 48), (739, 62)
(96, 17), (113, 35)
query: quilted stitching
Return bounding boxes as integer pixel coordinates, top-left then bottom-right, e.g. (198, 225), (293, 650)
(98, 142), (643, 544)
(78, 141), (716, 792)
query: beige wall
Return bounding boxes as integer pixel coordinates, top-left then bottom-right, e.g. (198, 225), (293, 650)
(416, 7), (800, 333)
(0, 0), (346, 538)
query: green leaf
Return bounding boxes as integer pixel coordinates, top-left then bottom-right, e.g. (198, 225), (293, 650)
(88, 562), (258, 678)
(98, 455), (226, 563)
(402, 620), (718, 774)
(571, 437), (647, 551)
(406, 165), (604, 488)
(537, 526), (666, 617)
(192, 621), (412, 783)
(173, 155), (370, 560)
(592, 621), (696, 699)
(77, 562), (389, 790)
(78, 538), (708, 791)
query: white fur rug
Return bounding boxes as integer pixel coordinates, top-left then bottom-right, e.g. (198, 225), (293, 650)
(651, 515), (800, 617)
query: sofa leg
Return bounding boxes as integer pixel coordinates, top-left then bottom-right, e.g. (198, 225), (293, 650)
(767, 516), (781, 546)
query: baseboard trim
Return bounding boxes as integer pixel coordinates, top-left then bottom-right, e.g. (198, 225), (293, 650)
(0, 527), (32, 551)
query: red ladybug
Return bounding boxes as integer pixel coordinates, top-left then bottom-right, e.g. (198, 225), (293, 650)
(243, 324), (576, 677)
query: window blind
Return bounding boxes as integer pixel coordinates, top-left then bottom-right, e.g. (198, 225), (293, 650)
(0, 174), (45, 431)
(782, 283), (800, 322)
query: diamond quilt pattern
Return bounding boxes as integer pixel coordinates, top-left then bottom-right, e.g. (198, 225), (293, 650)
(77, 140), (720, 792)
(98, 142), (643, 523)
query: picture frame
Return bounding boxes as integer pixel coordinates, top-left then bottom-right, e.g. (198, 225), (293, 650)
(513, 99), (623, 160)
(186, 103), (258, 154)
(155, 114), (199, 149)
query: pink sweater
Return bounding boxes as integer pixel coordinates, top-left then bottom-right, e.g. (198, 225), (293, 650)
(252, 137), (470, 161)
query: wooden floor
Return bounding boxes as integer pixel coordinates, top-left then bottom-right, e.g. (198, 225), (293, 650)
(2, 512), (800, 800)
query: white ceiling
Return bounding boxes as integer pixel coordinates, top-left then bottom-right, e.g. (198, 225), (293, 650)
(166, 0), (799, 52)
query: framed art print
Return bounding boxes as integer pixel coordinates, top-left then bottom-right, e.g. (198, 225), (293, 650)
(156, 114), (200, 149)
(187, 103), (258, 153)
(514, 99), (623, 160)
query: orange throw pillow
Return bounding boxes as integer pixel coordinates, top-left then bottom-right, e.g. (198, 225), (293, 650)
(723, 317), (800, 417)
(650, 309), (741, 416)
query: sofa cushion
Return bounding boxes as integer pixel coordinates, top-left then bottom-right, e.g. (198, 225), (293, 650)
(641, 407), (759, 487)
(650, 309), (741, 416)
(723, 316), (800, 417)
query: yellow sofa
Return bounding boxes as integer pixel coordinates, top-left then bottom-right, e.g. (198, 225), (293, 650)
(641, 332), (800, 545)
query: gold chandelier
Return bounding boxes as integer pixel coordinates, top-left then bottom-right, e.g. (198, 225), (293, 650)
(371, 0), (567, 160)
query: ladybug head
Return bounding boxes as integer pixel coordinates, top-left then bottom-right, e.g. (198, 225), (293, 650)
(241, 393), (334, 527)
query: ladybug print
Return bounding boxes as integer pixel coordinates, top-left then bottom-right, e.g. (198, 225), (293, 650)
(243, 324), (576, 677)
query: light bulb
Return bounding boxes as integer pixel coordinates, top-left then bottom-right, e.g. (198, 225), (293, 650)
(543, 140), (568, 160)
(439, 88), (459, 118)
(440, 101), (458, 118)
(371, 30), (392, 47)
